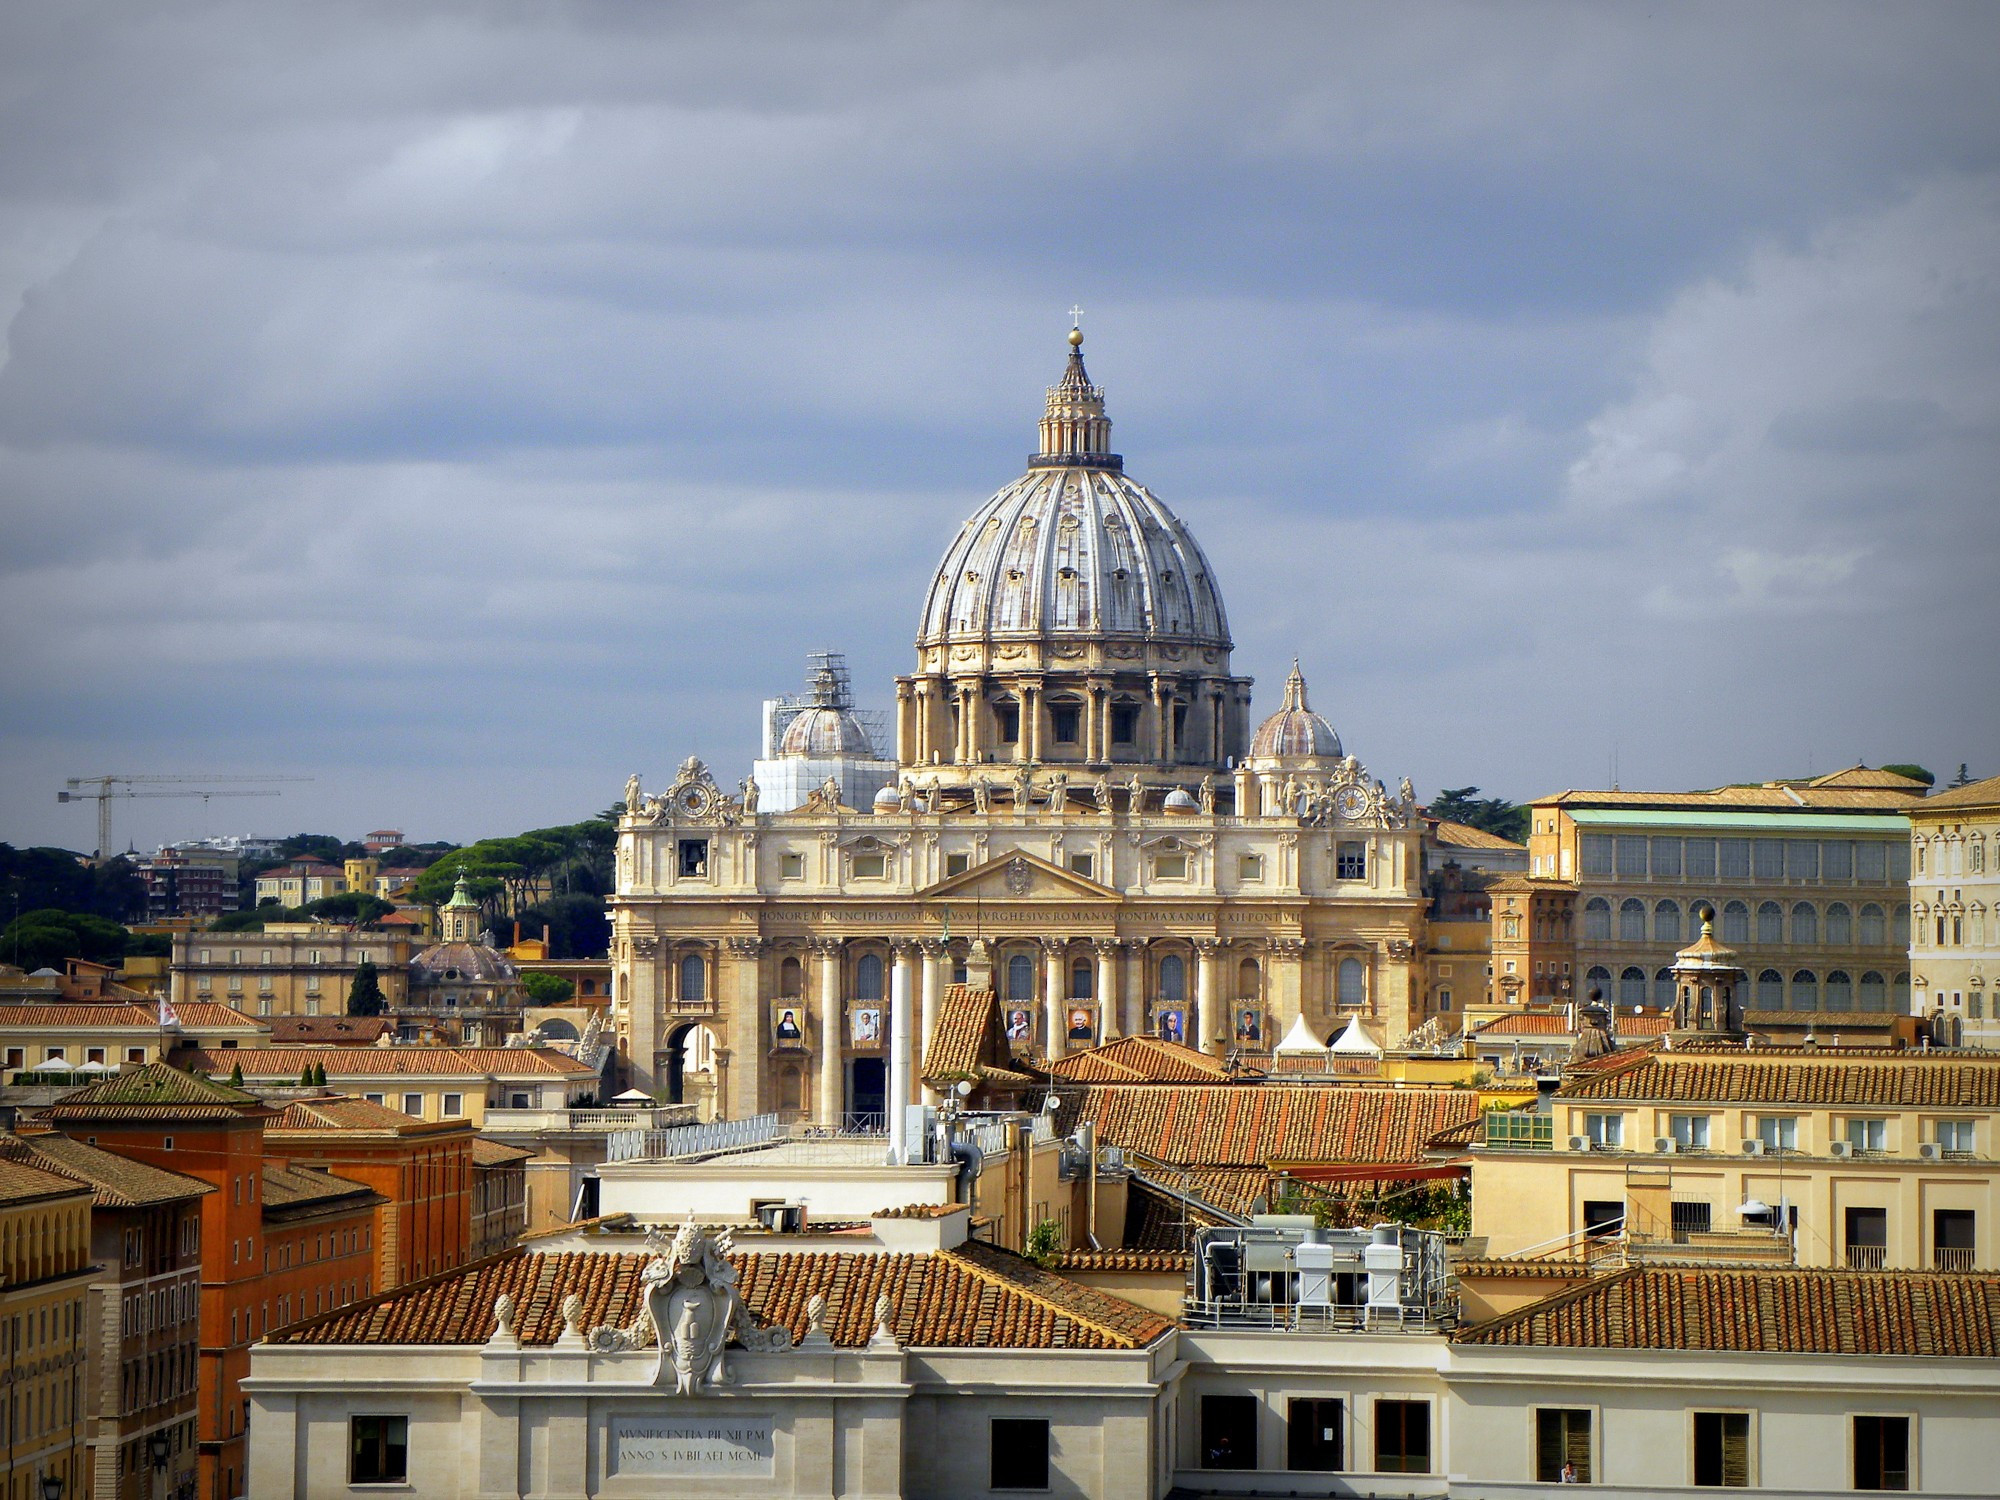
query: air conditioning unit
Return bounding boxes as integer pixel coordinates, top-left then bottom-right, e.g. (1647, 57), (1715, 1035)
(1568, 1135), (1590, 1152)
(1829, 1140), (1854, 1159)
(1654, 1137), (1678, 1155)
(1101, 1145), (1127, 1172)
(1917, 1142), (1943, 1161)
(1741, 1139), (1765, 1156)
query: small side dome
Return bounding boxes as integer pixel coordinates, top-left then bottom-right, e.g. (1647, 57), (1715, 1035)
(872, 784), (904, 812)
(780, 704), (877, 758)
(1249, 660), (1342, 761)
(1162, 787), (1200, 812)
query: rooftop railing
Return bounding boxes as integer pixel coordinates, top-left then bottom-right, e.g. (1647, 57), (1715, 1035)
(605, 1112), (783, 1163)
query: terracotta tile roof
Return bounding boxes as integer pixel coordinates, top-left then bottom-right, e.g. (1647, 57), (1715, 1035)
(1429, 819), (1527, 852)
(1045, 1034), (1229, 1083)
(0, 1132), (211, 1208)
(1456, 1265), (2000, 1357)
(1912, 772), (2000, 813)
(0, 1002), (160, 1027)
(0, 1153), (98, 1207)
(1072, 1084), (1483, 1167)
(267, 1017), (392, 1045)
(921, 985), (1034, 1087)
(1485, 874), (1578, 895)
(1471, 1013), (1574, 1037)
(261, 1163), (379, 1213)
(1141, 1165), (1273, 1218)
(1053, 1249), (1190, 1273)
(470, 1137), (535, 1167)
(170, 1003), (266, 1029)
(1452, 1256), (1594, 1279)
(269, 1244), (1172, 1351)
(38, 1062), (266, 1121)
(267, 1095), (457, 1135)
(1558, 1052), (2000, 1107)
(182, 1045), (597, 1079)
(1121, 1178), (1227, 1251)
(1618, 1013), (1674, 1035)
(871, 1202), (962, 1219)
(1538, 781), (1922, 811)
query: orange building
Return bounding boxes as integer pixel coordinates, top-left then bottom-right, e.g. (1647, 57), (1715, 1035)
(262, 1095), (475, 1290)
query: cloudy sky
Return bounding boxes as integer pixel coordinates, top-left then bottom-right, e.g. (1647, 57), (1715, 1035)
(3, 2), (1997, 851)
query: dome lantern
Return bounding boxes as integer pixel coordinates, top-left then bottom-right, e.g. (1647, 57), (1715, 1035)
(1033, 326), (1119, 469)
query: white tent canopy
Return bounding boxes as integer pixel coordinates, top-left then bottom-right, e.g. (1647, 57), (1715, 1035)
(1328, 1015), (1382, 1056)
(1273, 1012), (1329, 1054)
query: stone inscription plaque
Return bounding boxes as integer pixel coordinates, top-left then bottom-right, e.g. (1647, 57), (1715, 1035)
(612, 1416), (775, 1477)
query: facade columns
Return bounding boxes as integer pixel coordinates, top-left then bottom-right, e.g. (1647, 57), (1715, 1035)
(1269, 938), (1306, 1041)
(723, 936), (763, 1120)
(1122, 939), (1146, 1038)
(894, 681), (915, 765)
(919, 938), (947, 1105)
(812, 938), (843, 1129)
(888, 939), (916, 1163)
(1149, 676), (1169, 761)
(1041, 937), (1067, 1059)
(1195, 939), (1223, 1056)
(1024, 681), (1043, 763)
(623, 934), (660, 1095)
(1094, 939), (1120, 1040)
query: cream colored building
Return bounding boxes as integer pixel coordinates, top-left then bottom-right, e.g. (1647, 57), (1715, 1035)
(612, 332), (1430, 1138)
(170, 925), (415, 1018)
(1909, 772), (2000, 1049)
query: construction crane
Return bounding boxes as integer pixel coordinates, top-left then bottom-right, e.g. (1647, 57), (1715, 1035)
(58, 774), (313, 858)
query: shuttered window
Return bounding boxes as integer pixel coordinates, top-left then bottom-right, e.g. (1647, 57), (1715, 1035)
(1535, 1408), (1593, 1483)
(1693, 1411), (1750, 1487)
(1374, 1400), (1430, 1475)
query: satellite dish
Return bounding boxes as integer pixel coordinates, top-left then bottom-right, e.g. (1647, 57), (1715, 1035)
(1043, 1093), (1061, 1114)
(954, 1079), (973, 1098)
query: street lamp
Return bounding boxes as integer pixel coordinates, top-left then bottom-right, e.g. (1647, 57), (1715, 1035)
(40, 1473), (63, 1500)
(149, 1432), (172, 1470)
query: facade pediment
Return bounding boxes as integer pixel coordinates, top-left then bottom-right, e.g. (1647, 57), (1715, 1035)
(917, 850), (1121, 904)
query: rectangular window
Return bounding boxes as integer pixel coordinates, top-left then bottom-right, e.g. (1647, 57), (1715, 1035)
(1756, 1116), (1798, 1151)
(1692, 1411), (1750, 1487)
(1685, 838), (1717, 879)
(1580, 834), (1614, 876)
(1535, 1408), (1593, 1484)
(944, 852), (970, 877)
(1753, 839), (1784, 879)
(1845, 1206), (1888, 1269)
(850, 852), (887, 879)
(1936, 1119), (1975, 1153)
(1671, 1201), (1714, 1239)
(995, 701), (1020, 743)
(1374, 1400), (1430, 1474)
(1785, 840), (1818, 880)
(1718, 839), (1751, 879)
(350, 1415), (408, 1484)
(780, 852), (806, 880)
(1583, 1200), (1625, 1237)
(1669, 1114), (1711, 1150)
(1934, 1209), (1975, 1271)
(1822, 840), (1853, 881)
(1110, 703), (1138, 744)
(1847, 1118), (1888, 1152)
(3, 1047), (21, 1069)
(364, 1093), (385, 1106)
(1287, 1397), (1343, 1472)
(1616, 835), (1649, 878)
(1067, 853), (1095, 879)
(1887, 841), (1910, 881)
(442, 1093), (463, 1118)
(1201, 1394), (1258, 1470)
(1237, 854), (1264, 883)
(401, 1094), (423, 1117)
(1853, 1415), (1909, 1491)
(1153, 853), (1189, 881)
(1335, 842), (1366, 880)
(1049, 703), (1081, 743)
(1584, 1113), (1624, 1148)
(1856, 840), (1888, 883)
(678, 839), (709, 877)
(989, 1417), (1049, 1490)
(1650, 837), (1682, 878)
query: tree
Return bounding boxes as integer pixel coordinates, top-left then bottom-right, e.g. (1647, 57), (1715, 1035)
(0, 908), (132, 971)
(511, 894), (612, 959)
(346, 958), (387, 1017)
(277, 834), (358, 863)
(1949, 763), (1975, 788)
(1427, 786), (1529, 844)
(293, 892), (395, 925)
(1883, 764), (1936, 787)
(522, 972), (576, 1006)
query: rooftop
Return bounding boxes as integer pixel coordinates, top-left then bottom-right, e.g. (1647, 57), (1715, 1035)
(261, 1162), (380, 1214)
(1066, 1083), (1484, 1167)
(1558, 1049), (2000, 1107)
(0, 1132), (212, 1208)
(1912, 771), (2000, 815)
(1044, 1034), (1230, 1084)
(181, 1044), (597, 1079)
(267, 1016), (392, 1045)
(0, 1153), (98, 1208)
(37, 1061), (267, 1121)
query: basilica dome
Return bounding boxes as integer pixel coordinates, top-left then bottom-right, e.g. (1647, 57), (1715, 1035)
(410, 942), (518, 986)
(1248, 662), (1341, 762)
(779, 704), (876, 758)
(917, 332), (1230, 654)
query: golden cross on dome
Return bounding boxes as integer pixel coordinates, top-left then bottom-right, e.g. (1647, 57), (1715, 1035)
(1068, 304), (1084, 328)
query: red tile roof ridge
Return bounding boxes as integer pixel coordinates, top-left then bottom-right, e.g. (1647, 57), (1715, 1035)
(943, 1240), (1174, 1348)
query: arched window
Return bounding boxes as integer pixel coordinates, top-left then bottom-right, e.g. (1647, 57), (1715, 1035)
(1618, 899), (1646, 942)
(1790, 970), (1818, 1011)
(679, 953), (706, 1005)
(1756, 901), (1783, 945)
(1653, 901), (1682, 945)
(1824, 902), (1852, 946)
(1337, 957), (1366, 1007)
(1791, 903), (1817, 946)
(1585, 964), (1612, 999)
(1892, 904), (1911, 945)
(1583, 898), (1612, 941)
(1006, 953), (1034, 1001)
(1071, 958), (1093, 999)
(855, 952), (885, 1001)
(1757, 969), (1784, 1009)
(1859, 903), (1886, 946)
(1858, 971), (1886, 1011)
(1893, 973), (1911, 1012)
(1654, 967), (1675, 1007)
(1824, 970), (1853, 1010)
(779, 956), (803, 997)
(1722, 901), (1750, 944)
(1158, 952), (1185, 1003)
(1237, 958), (1260, 1000)
(1619, 966), (1647, 1007)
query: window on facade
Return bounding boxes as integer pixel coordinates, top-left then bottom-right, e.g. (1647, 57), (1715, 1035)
(1580, 834), (1614, 875)
(1584, 1114), (1624, 1149)
(1584, 964), (1611, 1000)
(1110, 701), (1139, 744)
(1787, 902), (1816, 945)
(350, 1415), (408, 1484)
(944, 852), (970, 877)
(1684, 839), (1717, 878)
(1337, 957), (1365, 1008)
(1583, 1199), (1625, 1237)
(442, 1094), (462, 1118)
(1653, 899), (1682, 944)
(780, 852), (806, 880)
(1935, 1119), (1975, 1154)
(1892, 904), (1911, 945)
(1752, 969), (1782, 1009)
(995, 700), (1020, 743)
(1068, 853), (1096, 879)
(1616, 836), (1648, 878)
(1287, 1396), (1343, 1472)
(1201, 1394), (1258, 1470)
(400, 1094), (422, 1117)
(1856, 841), (1888, 883)
(1713, 839), (1748, 880)
(855, 952), (885, 1001)
(1855, 969), (1884, 1011)
(1238, 853), (1264, 883)
(1755, 901), (1783, 944)
(1650, 837), (1682, 878)
(1335, 842), (1366, 880)
(1535, 1408), (1593, 1483)
(989, 1418), (1049, 1490)
(1847, 1119), (1888, 1153)
(1785, 970), (1816, 1011)
(1692, 1411), (1750, 1487)
(1755, 1116), (1798, 1151)
(1934, 1208), (1975, 1271)
(1374, 1400), (1430, 1474)
(1618, 898), (1646, 942)
(1619, 967), (1646, 1006)
(1821, 839), (1853, 881)
(1669, 1115), (1711, 1150)
(1649, 966), (1671, 1007)
(1785, 840), (1818, 880)
(1751, 839), (1783, 880)
(1437, 988), (1452, 1011)
(1070, 959), (1092, 1000)
(1720, 902), (1750, 944)
(1154, 852), (1189, 880)
(675, 838), (709, 878)
(1008, 953), (1036, 1002)
(1853, 1415), (1910, 1492)
(1825, 970), (1854, 1010)
(1583, 898), (1612, 941)
(1049, 702), (1081, 744)
(850, 852), (887, 879)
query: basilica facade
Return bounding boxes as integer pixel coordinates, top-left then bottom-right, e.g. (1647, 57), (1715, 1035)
(610, 330), (1428, 1124)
